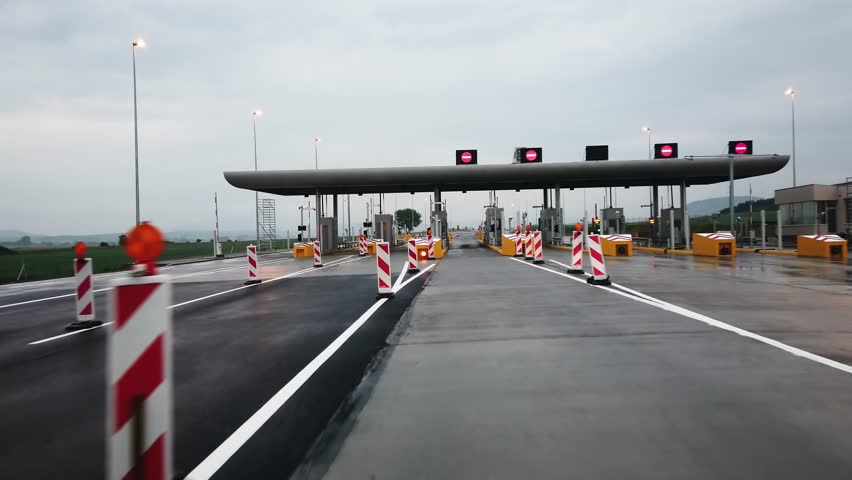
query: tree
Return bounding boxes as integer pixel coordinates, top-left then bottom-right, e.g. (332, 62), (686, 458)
(195, 238), (202, 243)
(99, 241), (109, 247)
(118, 234), (127, 246)
(395, 208), (422, 232)
(17, 236), (31, 246)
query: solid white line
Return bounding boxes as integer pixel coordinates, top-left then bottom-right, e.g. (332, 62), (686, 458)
(2, 256), (330, 310)
(27, 322), (112, 345)
(185, 258), (432, 479)
(0, 288), (110, 310)
(512, 257), (852, 375)
(26, 256), (362, 345)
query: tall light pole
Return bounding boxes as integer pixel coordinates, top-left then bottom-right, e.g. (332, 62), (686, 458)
(132, 38), (145, 225)
(642, 126), (653, 232)
(785, 87), (797, 187)
(314, 137), (320, 170)
(252, 110), (262, 249)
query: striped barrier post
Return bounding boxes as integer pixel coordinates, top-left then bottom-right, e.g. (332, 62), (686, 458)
(245, 245), (261, 285)
(107, 273), (172, 480)
(514, 234), (524, 257)
(376, 241), (394, 298)
(313, 240), (323, 268)
(407, 238), (420, 272)
(428, 235), (436, 260)
(586, 234), (611, 285)
(533, 231), (545, 264)
(567, 231), (585, 274)
(66, 256), (102, 330)
(358, 235), (367, 257)
(524, 233), (534, 260)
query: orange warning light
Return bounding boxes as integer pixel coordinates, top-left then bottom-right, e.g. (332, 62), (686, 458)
(124, 222), (165, 264)
(516, 225), (521, 234)
(574, 223), (582, 232)
(73, 241), (87, 259)
(526, 224), (532, 233)
(420, 249), (427, 258)
(427, 227), (433, 236)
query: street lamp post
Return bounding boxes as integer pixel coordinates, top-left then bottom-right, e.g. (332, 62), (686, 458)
(642, 126), (653, 237)
(132, 38), (145, 225)
(785, 87), (797, 187)
(252, 110), (262, 249)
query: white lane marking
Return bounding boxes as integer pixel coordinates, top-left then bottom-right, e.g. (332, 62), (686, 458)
(392, 261), (408, 291)
(546, 259), (666, 305)
(185, 258), (432, 479)
(172, 257), (293, 280)
(0, 288), (111, 310)
(168, 256), (359, 310)
(395, 263), (435, 292)
(2, 257), (298, 310)
(511, 257), (852, 375)
(27, 322), (113, 345)
(26, 256), (362, 345)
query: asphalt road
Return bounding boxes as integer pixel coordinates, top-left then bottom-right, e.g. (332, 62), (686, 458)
(4, 237), (852, 479)
(295, 237), (852, 479)
(0, 250), (432, 479)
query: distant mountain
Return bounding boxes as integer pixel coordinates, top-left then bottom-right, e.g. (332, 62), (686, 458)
(687, 196), (761, 217)
(0, 230), (30, 242)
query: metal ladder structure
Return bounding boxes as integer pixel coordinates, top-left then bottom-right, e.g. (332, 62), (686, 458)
(846, 177), (851, 237)
(257, 198), (277, 252)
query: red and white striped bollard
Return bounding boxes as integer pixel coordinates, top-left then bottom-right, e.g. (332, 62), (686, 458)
(245, 245), (261, 285)
(567, 230), (585, 274)
(515, 234), (524, 257)
(376, 241), (393, 298)
(407, 238), (420, 272)
(427, 235), (436, 260)
(586, 234), (611, 285)
(358, 235), (367, 257)
(66, 257), (102, 330)
(533, 231), (544, 264)
(107, 273), (173, 480)
(314, 239), (323, 268)
(524, 233), (534, 260)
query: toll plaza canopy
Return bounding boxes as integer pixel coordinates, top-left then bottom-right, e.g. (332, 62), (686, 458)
(224, 155), (789, 196)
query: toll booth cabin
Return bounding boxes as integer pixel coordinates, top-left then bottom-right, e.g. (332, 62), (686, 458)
(797, 234), (848, 259)
(601, 208), (625, 235)
(600, 234), (633, 256)
(692, 232), (736, 257)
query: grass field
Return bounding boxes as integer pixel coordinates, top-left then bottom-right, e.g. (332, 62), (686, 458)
(0, 241), (258, 284)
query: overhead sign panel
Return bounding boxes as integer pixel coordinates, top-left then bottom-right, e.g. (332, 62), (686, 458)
(513, 147), (543, 164)
(585, 145), (609, 161)
(455, 149), (478, 165)
(654, 143), (678, 159)
(728, 140), (753, 155)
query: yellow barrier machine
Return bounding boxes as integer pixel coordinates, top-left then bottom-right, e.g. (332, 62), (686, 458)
(293, 242), (314, 258)
(600, 234), (633, 257)
(797, 234), (848, 259)
(692, 232), (736, 257)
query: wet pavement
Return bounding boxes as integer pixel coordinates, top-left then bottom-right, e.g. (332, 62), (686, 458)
(297, 237), (852, 480)
(0, 251), (431, 479)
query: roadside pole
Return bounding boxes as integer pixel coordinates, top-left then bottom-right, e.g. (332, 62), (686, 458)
(761, 210), (766, 250)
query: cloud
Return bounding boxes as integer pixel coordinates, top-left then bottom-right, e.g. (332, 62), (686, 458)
(1, 0), (850, 235)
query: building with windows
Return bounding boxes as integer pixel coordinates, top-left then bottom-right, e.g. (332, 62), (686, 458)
(774, 179), (851, 238)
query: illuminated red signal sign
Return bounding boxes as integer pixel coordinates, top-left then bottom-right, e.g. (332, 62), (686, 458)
(654, 143), (678, 159)
(455, 149), (478, 165)
(728, 140), (753, 155)
(524, 147), (542, 163)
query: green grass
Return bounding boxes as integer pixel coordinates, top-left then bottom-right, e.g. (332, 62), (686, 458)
(0, 241), (258, 284)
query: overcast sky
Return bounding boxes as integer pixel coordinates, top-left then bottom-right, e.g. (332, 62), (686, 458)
(1, 0), (850, 236)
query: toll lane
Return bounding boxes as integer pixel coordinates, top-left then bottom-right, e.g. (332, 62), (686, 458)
(299, 237), (852, 479)
(0, 252), (429, 479)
